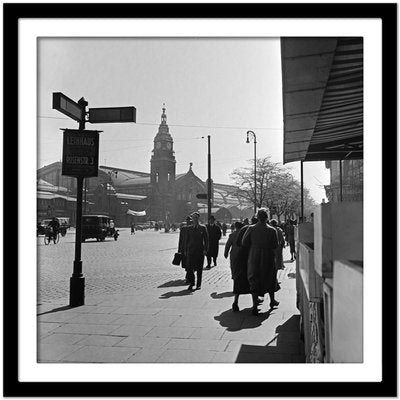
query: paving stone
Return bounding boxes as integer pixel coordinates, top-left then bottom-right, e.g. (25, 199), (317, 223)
(145, 326), (196, 339)
(38, 343), (85, 362)
(61, 345), (140, 363)
(189, 327), (226, 340)
(113, 307), (162, 315)
(158, 308), (220, 317)
(38, 322), (62, 335)
(53, 323), (120, 335)
(171, 315), (222, 328)
(111, 314), (180, 327)
(235, 351), (293, 363)
(116, 336), (170, 348)
(75, 335), (125, 347)
(38, 312), (80, 323)
(125, 348), (167, 363)
(211, 352), (239, 363)
(108, 325), (153, 337)
(157, 349), (216, 363)
(226, 340), (304, 355)
(69, 306), (118, 314)
(165, 338), (229, 352)
(66, 313), (122, 325)
(41, 333), (87, 345)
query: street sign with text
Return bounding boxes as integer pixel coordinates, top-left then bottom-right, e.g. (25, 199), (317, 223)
(53, 92), (84, 122)
(62, 129), (100, 177)
(89, 107), (136, 124)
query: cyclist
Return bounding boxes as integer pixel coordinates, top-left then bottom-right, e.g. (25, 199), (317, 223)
(47, 217), (60, 242)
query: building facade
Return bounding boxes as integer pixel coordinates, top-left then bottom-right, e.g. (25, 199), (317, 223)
(37, 107), (253, 226)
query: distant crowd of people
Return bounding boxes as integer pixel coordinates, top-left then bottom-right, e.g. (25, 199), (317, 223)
(177, 210), (298, 316)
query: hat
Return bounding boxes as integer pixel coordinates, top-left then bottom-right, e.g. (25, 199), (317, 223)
(209, 215), (215, 221)
(191, 212), (200, 218)
(185, 216), (192, 222)
(256, 208), (268, 219)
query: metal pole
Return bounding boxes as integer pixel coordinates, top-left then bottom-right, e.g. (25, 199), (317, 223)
(70, 97), (87, 307)
(84, 178), (87, 214)
(300, 161), (304, 222)
(254, 136), (257, 214)
(207, 135), (212, 222)
(339, 159), (343, 202)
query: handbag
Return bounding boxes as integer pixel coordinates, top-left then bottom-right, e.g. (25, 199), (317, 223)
(172, 252), (183, 266)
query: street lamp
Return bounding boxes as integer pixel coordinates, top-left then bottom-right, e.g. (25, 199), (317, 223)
(246, 130), (257, 215)
(201, 136), (212, 223)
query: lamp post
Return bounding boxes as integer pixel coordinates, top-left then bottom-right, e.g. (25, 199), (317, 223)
(107, 170), (118, 216)
(246, 130), (257, 215)
(201, 135), (212, 223)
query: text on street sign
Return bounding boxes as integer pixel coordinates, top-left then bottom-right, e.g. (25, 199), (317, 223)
(89, 106), (136, 123)
(53, 92), (84, 122)
(62, 129), (100, 177)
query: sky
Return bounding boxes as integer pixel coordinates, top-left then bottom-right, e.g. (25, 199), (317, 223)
(38, 37), (330, 202)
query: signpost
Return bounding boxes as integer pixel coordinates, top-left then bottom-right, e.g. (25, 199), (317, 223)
(53, 92), (136, 307)
(53, 92), (85, 122)
(62, 129), (100, 177)
(89, 106), (136, 124)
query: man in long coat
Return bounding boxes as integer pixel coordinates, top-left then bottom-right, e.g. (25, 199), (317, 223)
(185, 212), (209, 290)
(242, 208), (279, 315)
(178, 216), (192, 283)
(205, 216), (222, 269)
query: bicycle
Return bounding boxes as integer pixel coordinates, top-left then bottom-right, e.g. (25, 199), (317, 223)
(44, 226), (60, 245)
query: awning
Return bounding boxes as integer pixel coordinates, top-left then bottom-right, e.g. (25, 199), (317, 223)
(126, 209), (146, 216)
(281, 37), (363, 163)
(116, 193), (147, 201)
(37, 191), (77, 202)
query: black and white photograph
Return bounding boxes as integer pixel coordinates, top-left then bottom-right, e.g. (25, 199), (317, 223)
(4, 2), (396, 397)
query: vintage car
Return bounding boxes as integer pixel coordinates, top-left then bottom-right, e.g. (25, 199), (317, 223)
(81, 215), (116, 242)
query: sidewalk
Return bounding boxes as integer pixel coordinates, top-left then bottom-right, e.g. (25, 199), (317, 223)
(37, 248), (305, 363)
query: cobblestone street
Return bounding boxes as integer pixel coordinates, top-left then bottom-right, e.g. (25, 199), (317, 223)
(38, 229), (233, 303)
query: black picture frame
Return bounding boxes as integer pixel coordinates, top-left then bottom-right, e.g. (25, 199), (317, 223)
(3, 2), (397, 397)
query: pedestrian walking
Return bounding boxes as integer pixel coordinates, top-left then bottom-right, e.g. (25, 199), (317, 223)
(224, 221), (251, 312)
(178, 216), (192, 283)
(185, 212), (209, 290)
(131, 222), (135, 235)
(205, 215), (222, 269)
(242, 208), (279, 315)
(270, 219), (285, 270)
(221, 222), (227, 236)
(286, 219), (297, 261)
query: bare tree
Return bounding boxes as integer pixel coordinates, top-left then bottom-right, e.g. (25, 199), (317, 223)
(231, 157), (317, 220)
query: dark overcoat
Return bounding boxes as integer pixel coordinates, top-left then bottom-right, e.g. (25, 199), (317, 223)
(185, 224), (209, 271)
(206, 224), (222, 258)
(242, 222), (278, 295)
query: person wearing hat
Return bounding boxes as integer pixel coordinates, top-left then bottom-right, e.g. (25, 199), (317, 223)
(184, 212), (209, 290)
(178, 215), (193, 283)
(242, 208), (279, 315)
(286, 218), (297, 262)
(205, 215), (222, 269)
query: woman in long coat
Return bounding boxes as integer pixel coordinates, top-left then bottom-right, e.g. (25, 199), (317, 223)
(224, 221), (250, 311)
(242, 209), (279, 315)
(205, 216), (222, 268)
(270, 219), (285, 270)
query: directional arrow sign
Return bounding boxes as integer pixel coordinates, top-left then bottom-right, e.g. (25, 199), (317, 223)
(53, 92), (84, 122)
(89, 106), (136, 123)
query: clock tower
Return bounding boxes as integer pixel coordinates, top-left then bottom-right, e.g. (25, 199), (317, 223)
(150, 105), (176, 222)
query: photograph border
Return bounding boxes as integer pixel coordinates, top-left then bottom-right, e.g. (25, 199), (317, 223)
(3, 2), (397, 397)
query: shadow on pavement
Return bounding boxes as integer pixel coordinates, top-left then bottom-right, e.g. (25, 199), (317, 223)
(159, 289), (194, 299)
(210, 291), (234, 299)
(37, 305), (71, 316)
(214, 308), (274, 332)
(158, 279), (187, 288)
(234, 315), (305, 363)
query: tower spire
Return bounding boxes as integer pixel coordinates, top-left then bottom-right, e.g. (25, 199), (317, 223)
(161, 103), (167, 124)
